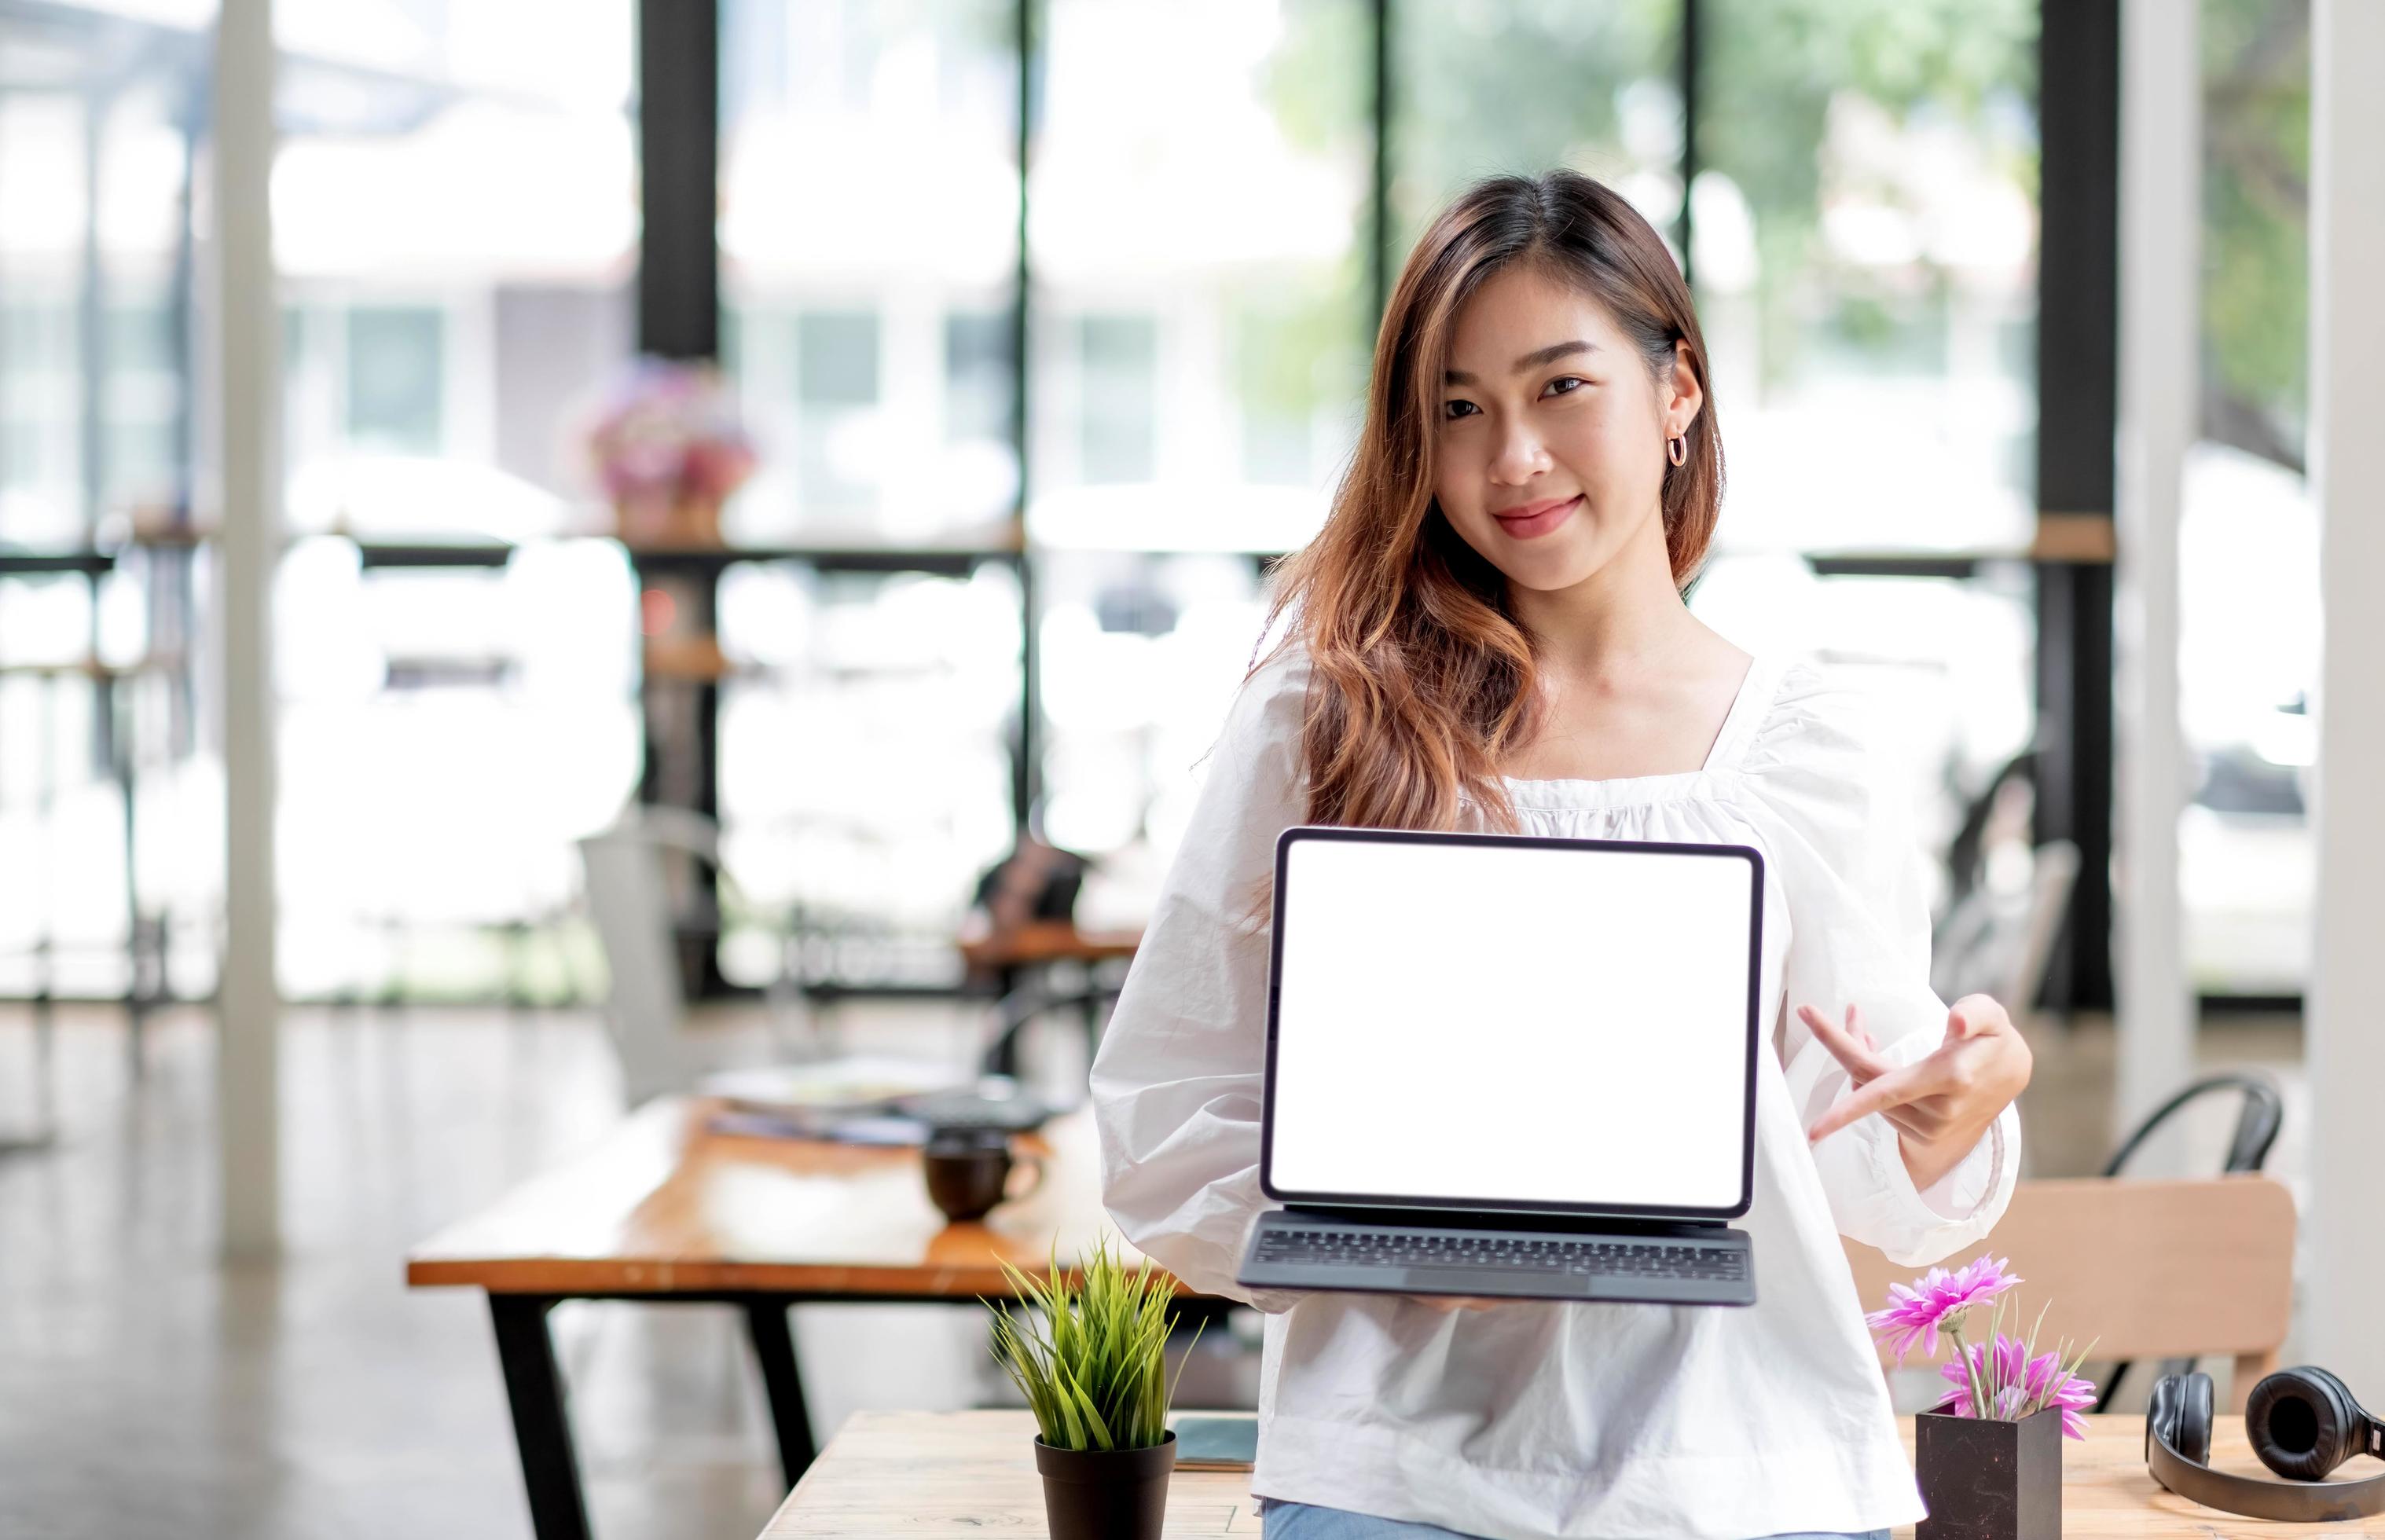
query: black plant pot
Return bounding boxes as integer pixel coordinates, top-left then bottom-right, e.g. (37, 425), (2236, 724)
(1033, 1431), (1176, 1540)
(1915, 1407), (2063, 1540)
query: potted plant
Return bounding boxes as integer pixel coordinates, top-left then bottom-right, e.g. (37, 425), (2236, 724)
(580, 357), (756, 549)
(986, 1237), (1203, 1540)
(1868, 1255), (2098, 1540)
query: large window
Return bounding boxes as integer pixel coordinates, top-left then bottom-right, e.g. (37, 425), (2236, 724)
(1699, 0), (2039, 556)
(0, 0), (2067, 1004)
(701, 0), (2052, 978)
(1028, 0), (1370, 553)
(2179, 0), (2311, 996)
(1690, 0), (2042, 897)
(713, 1), (1025, 984)
(713, 559), (1022, 986)
(267, 0), (641, 1000)
(720, 0), (1020, 545)
(1392, 2), (1683, 262)
(1029, 0), (1368, 909)
(0, 6), (211, 998)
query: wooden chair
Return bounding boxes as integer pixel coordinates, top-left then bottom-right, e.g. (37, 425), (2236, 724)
(2090, 1072), (2286, 1410)
(1841, 1175), (2296, 1413)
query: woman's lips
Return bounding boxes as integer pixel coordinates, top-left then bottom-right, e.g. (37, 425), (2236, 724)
(1490, 493), (1582, 540)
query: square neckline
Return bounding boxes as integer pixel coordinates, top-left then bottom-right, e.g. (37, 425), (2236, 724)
(1495, 651), (1780, 801)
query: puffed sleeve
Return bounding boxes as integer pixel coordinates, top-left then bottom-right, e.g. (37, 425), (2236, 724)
(1088, 648), (1309, 1309)
(1744, 665), (2021, 1268)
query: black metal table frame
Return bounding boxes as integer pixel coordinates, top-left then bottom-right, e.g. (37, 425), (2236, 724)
(482, 1285), (1236, 1540)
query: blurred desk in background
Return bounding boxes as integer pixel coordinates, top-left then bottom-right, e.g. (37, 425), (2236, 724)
(409, 1096), (1192, 1540)
(958, 918), (1143, 974)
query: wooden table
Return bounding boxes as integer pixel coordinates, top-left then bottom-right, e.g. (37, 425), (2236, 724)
(409, 1097), (1176, 1540)
(761, 1411), (2385, 1538)
(958, 921), (1143, 1076)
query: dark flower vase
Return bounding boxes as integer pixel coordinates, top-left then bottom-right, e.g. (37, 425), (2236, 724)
(1033, 1431), (1176, 1540)
(1915, 1407), (2063, 1540)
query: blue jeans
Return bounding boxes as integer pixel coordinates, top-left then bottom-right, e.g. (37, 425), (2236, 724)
(1260, 1503), (1889, 1540)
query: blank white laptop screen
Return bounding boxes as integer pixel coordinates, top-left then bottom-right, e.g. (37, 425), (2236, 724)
(1264, 831), (1760, 1214)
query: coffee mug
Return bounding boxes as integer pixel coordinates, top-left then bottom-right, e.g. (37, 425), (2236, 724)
(923, 1128), (1045, 1223)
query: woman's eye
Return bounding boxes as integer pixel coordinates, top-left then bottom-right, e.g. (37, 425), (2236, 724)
(1442, 400), (1477, 421)
(1545, 376), (1585, 398)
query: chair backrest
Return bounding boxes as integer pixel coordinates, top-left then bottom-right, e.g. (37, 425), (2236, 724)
(1841, 1175), (2296, 1411)
(2102, 1072), (2284, 1178)
(578, 805), (722, 1106)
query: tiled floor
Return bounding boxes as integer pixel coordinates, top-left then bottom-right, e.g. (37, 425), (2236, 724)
(0, 999), (2306, 1539)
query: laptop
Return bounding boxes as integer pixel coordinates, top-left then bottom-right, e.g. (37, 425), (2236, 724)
(1237, 827), (1763, 1307)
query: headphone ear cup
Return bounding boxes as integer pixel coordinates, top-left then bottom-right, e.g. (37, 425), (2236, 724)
(2251, 1366), (2362, 1481)
(2180, 1371), (2216, 1466)
(2148, 1373), (2186, 1465)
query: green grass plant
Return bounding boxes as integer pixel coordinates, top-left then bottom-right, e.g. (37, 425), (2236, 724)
(985, 1235), (1203, 1453)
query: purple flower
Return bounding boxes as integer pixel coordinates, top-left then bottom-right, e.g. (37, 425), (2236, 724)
(1866, 1255), (2023, 1366)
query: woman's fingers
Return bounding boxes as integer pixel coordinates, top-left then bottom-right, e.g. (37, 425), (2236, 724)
(1807, 1060), (1937, 1143)
(1799, 1003), (1891, 1080)
(1947, 993), (2012, 1039)
(1882, 1102), (1947, 1142)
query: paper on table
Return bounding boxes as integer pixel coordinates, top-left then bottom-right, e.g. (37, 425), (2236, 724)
(701, 1056), (960, 1111)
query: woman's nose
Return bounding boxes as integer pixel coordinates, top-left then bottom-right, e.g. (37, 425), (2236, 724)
(1488, 418), (1549, 485)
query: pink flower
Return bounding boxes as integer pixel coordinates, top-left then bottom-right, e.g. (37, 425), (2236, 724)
(2025, 1349), (2098, 1439)
(1866, 1255), (2023, 1366)
(1931, 1336), (2097, 1440)
(581, 358), (757, 507)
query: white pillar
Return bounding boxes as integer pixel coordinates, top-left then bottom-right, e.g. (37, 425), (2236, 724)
(2303, 0), (2385, 1392)
(2111, 0), (2198, 1142)
(215, 0), (279, 1258)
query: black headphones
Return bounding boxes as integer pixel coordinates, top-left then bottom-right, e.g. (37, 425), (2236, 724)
(2147, 1367), (2385, 1520)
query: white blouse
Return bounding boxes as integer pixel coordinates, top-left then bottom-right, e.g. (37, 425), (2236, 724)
(1088, 647), (2020, 1540)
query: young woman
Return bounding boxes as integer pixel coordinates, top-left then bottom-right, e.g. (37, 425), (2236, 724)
(1088, 170), (2031, 1540)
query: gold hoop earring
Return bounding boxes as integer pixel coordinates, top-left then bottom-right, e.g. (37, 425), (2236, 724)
(1667, 434), (1687, 468)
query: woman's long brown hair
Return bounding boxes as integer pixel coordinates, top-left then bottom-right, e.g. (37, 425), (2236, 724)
(1262, 169), (1725, 833)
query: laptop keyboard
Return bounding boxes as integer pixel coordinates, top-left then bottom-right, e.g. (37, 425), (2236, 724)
(1253, 1228), (1747, 1283)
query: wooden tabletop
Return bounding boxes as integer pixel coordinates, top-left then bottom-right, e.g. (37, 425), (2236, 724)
(761, 1411), (2385, 1538)
(406, 1098), (1135, 1296)
(958, 919), (1143, 971)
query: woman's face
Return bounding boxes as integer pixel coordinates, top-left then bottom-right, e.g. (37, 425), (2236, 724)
(1432, 262), (1698, 594)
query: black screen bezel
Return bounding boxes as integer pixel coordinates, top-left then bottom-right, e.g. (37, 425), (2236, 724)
(1257, 825), (1765, 1221)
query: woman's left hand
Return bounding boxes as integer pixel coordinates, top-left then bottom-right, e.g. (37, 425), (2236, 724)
(1796, 994), (2033, 1193)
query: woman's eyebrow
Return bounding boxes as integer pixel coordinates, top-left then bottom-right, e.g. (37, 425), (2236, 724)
(1444, 339), (1599, 386)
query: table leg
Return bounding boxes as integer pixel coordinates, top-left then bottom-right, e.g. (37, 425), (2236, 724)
(490, 1294), (593, 1540)
(743, 1300), (816, 1488)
